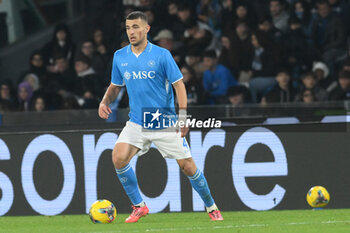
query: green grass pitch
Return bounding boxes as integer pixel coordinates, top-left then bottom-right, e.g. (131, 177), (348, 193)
(1, 209), (350, 233)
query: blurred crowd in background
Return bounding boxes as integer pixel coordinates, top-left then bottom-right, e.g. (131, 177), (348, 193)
(1, 0), (350, 113)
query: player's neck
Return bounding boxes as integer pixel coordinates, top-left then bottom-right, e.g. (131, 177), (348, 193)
(131, 40), (148, 55)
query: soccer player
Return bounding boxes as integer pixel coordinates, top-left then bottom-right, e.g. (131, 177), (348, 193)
(98, 11), (223, 223)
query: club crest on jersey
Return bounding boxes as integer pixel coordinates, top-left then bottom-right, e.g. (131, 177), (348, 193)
(124, 71), (131, 80)
(148, 60), (155, 67)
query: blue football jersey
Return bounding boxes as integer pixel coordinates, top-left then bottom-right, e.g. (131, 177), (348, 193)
(111, 42), (183, 127)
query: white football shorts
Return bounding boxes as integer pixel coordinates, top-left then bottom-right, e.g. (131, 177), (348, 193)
(116, 121), (192, 159)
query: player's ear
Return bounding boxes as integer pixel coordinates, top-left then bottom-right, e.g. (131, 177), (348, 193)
(145, 24), (151, 33)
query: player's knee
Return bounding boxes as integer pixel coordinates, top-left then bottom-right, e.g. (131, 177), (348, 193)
(179, 159), (197, 176)
(112, 151), (129, 169)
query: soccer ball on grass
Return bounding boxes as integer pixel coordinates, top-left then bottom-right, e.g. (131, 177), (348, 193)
(89, 199), (117, 223)
(306, 186), (330, 208)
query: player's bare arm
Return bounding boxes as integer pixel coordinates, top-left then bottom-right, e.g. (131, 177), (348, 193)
(98, 84), (121, 119)
(172, 79), (189, 137)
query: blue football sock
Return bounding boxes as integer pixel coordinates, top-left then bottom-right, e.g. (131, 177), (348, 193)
(188, 169), (215, 207)
(116, 164), (143, 206)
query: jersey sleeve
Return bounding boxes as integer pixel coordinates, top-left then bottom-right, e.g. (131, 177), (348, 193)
(162, 49), (183, 84)
(111, 52), (125, 86)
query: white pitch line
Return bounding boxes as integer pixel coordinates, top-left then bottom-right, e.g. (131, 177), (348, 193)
(80, 220), (350, 233)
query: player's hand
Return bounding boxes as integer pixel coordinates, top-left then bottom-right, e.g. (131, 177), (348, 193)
(98, 103), (112, 119)
(180, 126), (189, 137)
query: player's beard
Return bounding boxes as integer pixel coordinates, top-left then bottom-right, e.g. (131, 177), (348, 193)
(130, 35), (146, 47)
(131, 40), (141, 46)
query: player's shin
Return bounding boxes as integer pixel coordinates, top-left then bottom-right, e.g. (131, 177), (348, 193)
(115, 164), (144, 206)
(187, 169), (215, 208)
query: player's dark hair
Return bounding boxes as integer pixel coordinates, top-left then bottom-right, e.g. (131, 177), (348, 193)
(126, 11), (148, 23)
